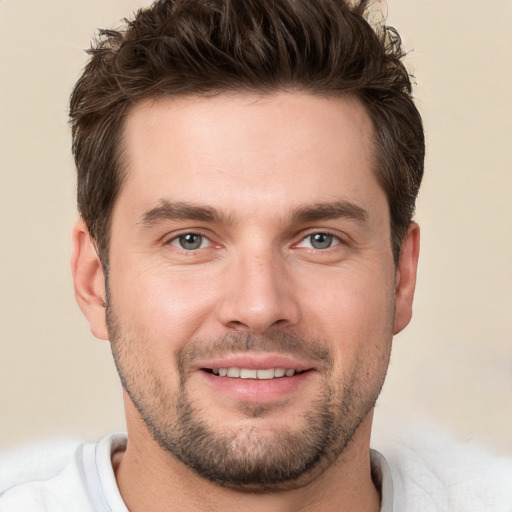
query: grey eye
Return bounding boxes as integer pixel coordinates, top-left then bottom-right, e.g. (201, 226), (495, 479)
(177, 233), (204, 250)
(309, 233), (334, 249)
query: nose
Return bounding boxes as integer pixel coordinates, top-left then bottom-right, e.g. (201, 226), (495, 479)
(216, 249), (301, 334)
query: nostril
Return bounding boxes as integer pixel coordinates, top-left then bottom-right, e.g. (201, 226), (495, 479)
(226, 320), (250, 331)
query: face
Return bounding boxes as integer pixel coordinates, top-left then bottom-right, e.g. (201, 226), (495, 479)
(74, 92), (418, 491)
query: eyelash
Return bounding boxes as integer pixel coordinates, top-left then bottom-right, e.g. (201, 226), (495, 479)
(166, 231), (214, 251)
(296, 231), (343, 250)
(165, 230), (345, 252)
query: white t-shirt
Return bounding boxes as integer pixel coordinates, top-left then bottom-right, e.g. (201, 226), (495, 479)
(1, 432), (511, 511)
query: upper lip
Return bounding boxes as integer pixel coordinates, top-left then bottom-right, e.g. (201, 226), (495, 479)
(194, 353), (314, 372)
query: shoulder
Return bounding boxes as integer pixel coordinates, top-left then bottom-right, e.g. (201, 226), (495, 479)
(0, 438), (89, 511)
(0, 434), (126, 512)
(0, 438), (80, 492)
(374, 423), (512, 512)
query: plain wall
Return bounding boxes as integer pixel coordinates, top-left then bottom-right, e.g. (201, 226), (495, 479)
(1, 0), (511, 453)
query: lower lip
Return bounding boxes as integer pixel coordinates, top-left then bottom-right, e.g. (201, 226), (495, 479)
(198, 370), (315, 403)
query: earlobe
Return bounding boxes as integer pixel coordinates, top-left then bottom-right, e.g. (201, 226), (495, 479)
(393, 222), (420, 335)
(71, 219), (109, 341)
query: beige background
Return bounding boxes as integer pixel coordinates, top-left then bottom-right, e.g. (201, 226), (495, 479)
(1, 1), (511, 453)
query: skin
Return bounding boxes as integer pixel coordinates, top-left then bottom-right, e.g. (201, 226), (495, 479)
(71, 92), (420, 512)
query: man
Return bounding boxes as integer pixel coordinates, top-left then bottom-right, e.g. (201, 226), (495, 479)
(1, 0), (511, 511)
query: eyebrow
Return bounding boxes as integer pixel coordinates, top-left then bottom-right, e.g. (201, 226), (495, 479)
(140, 200), (230, 227)
(140, 199), (368, 228)
(290, 201), (369, 224)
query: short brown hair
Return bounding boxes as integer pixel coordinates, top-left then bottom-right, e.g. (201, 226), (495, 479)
(70, 0), (424, 265)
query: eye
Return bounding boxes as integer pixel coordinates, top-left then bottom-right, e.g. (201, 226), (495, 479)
(170, 233), (210, 251)
(298, 232), (341, 250)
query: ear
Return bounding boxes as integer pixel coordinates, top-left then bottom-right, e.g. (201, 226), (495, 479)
(393, 222), (420, 334)
(71, 219), (109, 340)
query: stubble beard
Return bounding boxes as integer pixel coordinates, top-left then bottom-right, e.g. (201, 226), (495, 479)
(106, 299), (391, 492)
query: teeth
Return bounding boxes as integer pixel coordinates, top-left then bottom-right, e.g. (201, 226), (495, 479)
(214, 367), (296, 379)
(227, 367), (241, 378)
(256, 369), (274, 380)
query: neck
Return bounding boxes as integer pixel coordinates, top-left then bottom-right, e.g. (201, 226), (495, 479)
(113, 406), (380, 512)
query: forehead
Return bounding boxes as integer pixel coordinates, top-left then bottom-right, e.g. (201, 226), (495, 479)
(117, 92), (383, 222)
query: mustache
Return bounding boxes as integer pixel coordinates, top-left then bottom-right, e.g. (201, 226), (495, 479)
(177, 331), (334, 372)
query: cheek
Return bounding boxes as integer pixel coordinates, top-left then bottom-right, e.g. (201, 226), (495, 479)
(299, 261), (396, 354)
(109, 263), (223, 349)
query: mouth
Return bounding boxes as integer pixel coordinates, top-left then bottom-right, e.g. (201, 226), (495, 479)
(201, 367), (308, 379)
(195, 356), (316, 403)
(193, 353), (316, 403)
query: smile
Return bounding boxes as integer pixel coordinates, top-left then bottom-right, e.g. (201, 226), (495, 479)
(199, 362), (314, 402)
(204, 368), (303, 379)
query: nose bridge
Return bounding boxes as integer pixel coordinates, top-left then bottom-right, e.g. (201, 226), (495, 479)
(217, 241), (300, 333)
